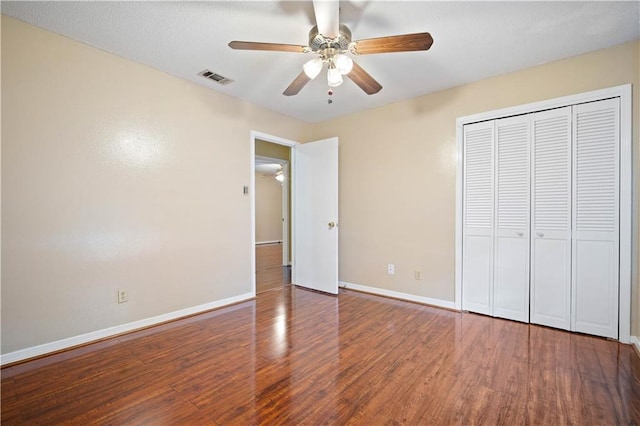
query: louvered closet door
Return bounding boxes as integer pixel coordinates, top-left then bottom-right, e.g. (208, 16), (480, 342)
(493, 115), (530, 322)
(462, 121), (494, 315)
(572, 99), (620, 339)
(530, 107), (572, 330)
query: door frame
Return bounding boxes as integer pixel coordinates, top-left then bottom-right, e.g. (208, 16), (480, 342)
(455, 84), (632, 343)
(250, 131), (298, 296)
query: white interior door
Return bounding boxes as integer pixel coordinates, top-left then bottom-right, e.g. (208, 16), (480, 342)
(462, 121), (494, 315)
(292, 137), (339, 295)
(571, 99), (619, 339)
(530, 107), (572, 331)
(493, 115), (530, 322)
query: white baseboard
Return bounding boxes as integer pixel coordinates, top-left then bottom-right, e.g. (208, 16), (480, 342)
(256, 240), (282, 245)
(339, 281), (457, 311)
(0, 292), (254, 366)
(631, 336), (640, 357)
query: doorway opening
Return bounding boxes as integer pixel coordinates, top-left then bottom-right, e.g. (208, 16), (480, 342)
(255, 153), (290, 293)
(251, 131), (298, 295)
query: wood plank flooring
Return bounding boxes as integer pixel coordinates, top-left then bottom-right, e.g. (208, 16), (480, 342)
(256, 243), (291, 294)
(2, 286), (639, 425)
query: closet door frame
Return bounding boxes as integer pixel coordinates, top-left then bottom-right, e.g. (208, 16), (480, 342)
(455, 84), (632, 343)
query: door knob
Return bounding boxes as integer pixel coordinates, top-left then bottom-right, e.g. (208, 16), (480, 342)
(517, 232), (524, 237)
(536, 232), (544, 237)
(328, 221), (336, 229)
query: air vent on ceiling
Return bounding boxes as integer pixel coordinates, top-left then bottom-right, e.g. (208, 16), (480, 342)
(199, 69), (233, 85)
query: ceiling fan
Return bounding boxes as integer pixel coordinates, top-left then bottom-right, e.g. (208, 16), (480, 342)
(228, 0), (433, 96)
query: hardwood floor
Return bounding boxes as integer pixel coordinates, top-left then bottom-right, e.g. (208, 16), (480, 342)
(256, 243), (291, 293)
(2, 286), (639, 425)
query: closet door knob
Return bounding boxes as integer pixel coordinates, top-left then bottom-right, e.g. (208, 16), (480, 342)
(536, 232), (544, 237)
(517, 232), (524, 237)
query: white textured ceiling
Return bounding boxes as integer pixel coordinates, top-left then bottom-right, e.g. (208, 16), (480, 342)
(3, 1), (639, 123)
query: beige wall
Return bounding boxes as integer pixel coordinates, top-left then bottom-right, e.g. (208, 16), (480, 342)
(1, 16), (308, 354)
(310, 40), (640, 336)
(255, 172), (283, 243)
(2, 14), (639, 356)
(255, 139), (290, 160)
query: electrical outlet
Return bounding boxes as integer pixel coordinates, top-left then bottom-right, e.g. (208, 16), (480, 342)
(388, 264), (395, 275)
(118, 289), (128, 304)
(415, 270), (422, 280)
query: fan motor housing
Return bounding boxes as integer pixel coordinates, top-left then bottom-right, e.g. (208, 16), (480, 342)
(308, 24), (352, 52)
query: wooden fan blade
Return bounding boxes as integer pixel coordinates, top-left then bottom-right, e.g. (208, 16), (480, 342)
(283, 71), (312, 96)
(352, 32), (433, 55)
(313, 0), (339, 38)
(228, 41), (307, 53)
(346, 61), (382, 95)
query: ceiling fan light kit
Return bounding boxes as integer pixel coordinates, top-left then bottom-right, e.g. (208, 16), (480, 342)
(303, 57), (324, 79)
(334, 54), (353, 75)
(228, 0), (433, 97)
(327, 63), (343, 87)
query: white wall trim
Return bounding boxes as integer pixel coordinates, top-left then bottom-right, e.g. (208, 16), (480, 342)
(454, 115), (464, 311)
(618, 84), (633, 344)
(0, 292), (254, 366)
(631, 336), (640, 357)
(456, 85), (631, 125)
(340, 281), (457, 310)
(455, 84), (633, 343)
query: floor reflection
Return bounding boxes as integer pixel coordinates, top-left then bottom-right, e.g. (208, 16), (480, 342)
(2, 286), (639, 425)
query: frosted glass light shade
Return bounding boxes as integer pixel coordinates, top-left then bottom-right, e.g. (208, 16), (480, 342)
(303, 58), (323, 79)
(335, 54), (353, 75)
(327, 66), (343, 87)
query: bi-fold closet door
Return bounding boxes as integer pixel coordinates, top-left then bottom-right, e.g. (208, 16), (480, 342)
(462, 98), (620, 339)
(571, 99), (620, 339)
(530, 107), (572, 330)
(462, 115), (530, 323)
(493, 115), (530, 322)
